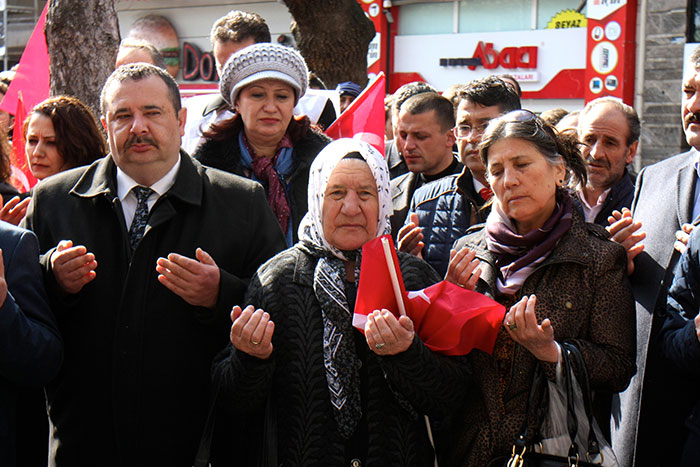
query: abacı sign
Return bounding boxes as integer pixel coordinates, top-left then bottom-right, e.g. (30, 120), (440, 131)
(440, 41), (538, 70)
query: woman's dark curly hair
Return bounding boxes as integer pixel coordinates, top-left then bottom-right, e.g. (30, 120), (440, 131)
(24, 95), (107, 170)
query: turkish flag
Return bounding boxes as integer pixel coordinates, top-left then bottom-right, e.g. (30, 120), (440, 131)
(10, 92), (36, 192)
(354, 235), (505, 356)
(2, 0), (49, 192)
(0, 1), (50, 116)
(325, 72), (385, 156)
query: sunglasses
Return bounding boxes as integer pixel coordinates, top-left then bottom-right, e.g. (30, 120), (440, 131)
(502, 109), (539, 123)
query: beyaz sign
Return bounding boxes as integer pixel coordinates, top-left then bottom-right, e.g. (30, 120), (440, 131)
(440, 41), (538, 70)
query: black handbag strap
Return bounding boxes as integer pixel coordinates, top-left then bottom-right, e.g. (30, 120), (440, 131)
(562, 342), (601, 458)
(511, 342), (601, 462)
(561, 343), (580, 461)
(512, 361), (548, 450)
(193, 378), (221, 467)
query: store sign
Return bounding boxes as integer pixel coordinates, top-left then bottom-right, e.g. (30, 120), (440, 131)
(546, 9), (587, 29)
(456, 41), (538, 70)
(584, 0), (636, 104)
(394, 28), (587, 99)
(587, 0), (626, 21)
(367, 33), (381, 68)
(182, 42), (217, 82)
(360, 1), (386, 77)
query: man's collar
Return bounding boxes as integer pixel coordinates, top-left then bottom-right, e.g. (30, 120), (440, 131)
(203, 95), (228, 116)
(472, 176), (486, 193)
(116, 155), (181, 202)
(577, 185), (611, 210)
(693, 147), (700, 178)
(71, 152), (202, 207)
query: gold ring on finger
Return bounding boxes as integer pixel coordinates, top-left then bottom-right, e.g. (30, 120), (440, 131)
(251, 340), (260, 345)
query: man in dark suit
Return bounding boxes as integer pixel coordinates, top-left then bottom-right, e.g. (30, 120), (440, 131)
(23, 63), (285, 466)
(609, 44), (700, 467)
(0, 222), (62, 467)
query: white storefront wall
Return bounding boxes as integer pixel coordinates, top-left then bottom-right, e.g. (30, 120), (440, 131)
(394, 28), (587, 112)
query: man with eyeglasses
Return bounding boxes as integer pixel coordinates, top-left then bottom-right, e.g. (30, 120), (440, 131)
(397, 76), (520, 276)
(389, 92), (462, 236)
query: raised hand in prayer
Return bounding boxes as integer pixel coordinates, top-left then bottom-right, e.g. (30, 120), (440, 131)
(365, 308), (414, 356)
(50, 240), (97, 294)
(230, 305), (274, 359)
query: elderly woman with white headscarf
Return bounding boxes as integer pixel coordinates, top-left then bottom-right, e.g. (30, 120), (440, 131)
(213, 138), (469, 466)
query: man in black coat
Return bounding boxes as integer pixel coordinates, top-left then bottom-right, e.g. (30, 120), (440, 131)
(0, 222), (62, 467)
(23, 63), (285, 467)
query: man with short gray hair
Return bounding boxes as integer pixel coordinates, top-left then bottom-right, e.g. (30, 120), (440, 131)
(23, 63), (285, 466)
(576, 96), (639, 226)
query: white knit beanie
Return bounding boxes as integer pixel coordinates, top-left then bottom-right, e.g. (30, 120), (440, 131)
(220, 43), (309, 107)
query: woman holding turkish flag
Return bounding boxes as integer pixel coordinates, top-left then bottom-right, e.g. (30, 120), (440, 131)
(443, 110), (636, 466)
(213, 138), (469, 466)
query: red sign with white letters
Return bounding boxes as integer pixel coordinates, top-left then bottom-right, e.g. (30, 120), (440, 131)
(468, 42), (538, 70)
(584, 0), (637, 104)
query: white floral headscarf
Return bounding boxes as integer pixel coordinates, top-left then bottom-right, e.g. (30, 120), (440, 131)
(298, 138), (392, 260)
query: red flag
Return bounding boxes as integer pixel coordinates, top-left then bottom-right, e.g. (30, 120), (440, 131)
(354, 235), (505, 356)
(325, 73), (385, 156)
(0, 1), (50, 116)
(10, 92), (36, 192)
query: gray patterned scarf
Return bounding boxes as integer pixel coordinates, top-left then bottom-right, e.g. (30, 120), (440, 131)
(297, 138), (391, 439)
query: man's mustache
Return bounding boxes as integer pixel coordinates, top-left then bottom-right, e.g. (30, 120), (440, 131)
(586, 156), (609, 169)
(685, 112), (700, 127)
(125, 135), (158, 149)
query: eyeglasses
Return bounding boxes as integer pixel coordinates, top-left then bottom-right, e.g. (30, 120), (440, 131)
(453, 122), (490, 140)
(453, 110), (542, 140)
(500, 109), (548, 134)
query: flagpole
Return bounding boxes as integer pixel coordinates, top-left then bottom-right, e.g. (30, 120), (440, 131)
(380, 237), (407, 316)
(380, 237), (438, 466)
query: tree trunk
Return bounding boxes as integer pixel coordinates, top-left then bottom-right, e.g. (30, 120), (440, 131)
(46, 0), (120, 117)
(282, 0), (375, 89)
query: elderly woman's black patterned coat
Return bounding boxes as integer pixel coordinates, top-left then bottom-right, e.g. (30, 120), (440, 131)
(213, 244), (470, 466)
(444, 210), (636, 467)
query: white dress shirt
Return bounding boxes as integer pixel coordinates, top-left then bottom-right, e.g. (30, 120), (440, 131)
(116, 155), (181, 228)
(577, 187), (611, 223)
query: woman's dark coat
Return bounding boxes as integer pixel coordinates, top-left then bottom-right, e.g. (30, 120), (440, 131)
(194, 127), (330, 243)
(213, 244), (470, 466)
(445, 210), (636, 467)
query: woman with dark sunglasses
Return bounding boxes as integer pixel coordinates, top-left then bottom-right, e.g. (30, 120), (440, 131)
(442, 110), (636, 466)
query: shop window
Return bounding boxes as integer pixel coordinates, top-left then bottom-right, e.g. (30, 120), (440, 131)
(459, 0), (532, 33)
(398, 3), (455, 35)
(691, 0), (700, 42)
(537, 0), (586, 29)
(398, 0), (587, 36)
